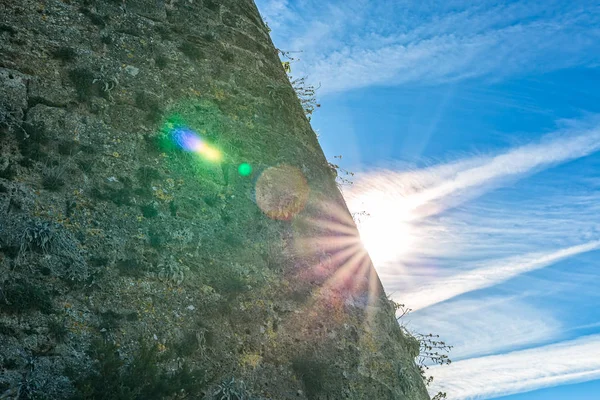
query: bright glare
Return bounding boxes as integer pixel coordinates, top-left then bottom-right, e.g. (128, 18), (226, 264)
(355, 194), (416, 265)
(358, 215), (414, 265)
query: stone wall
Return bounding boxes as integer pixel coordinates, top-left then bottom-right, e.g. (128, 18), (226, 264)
(0, 0), (430, 399)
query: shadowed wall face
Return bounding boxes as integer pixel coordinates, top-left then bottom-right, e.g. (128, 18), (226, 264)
(0, 1), (429, 399)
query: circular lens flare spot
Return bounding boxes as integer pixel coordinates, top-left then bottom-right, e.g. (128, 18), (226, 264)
(238, 163), (252, 176)
(255, 164), (310, 220)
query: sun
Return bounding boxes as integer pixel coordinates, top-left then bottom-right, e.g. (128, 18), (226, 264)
(351, 192), (417, 265)
(358, 214), (414, 265)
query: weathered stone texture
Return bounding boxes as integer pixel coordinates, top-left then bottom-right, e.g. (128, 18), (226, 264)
(0, 1), (430, 399)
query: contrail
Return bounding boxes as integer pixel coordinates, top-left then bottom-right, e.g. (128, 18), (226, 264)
(401, 241), (600, 311)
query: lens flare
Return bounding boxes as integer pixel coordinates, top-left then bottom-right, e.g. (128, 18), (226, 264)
(238, 163), (252, 176)
(167, 123), (222, 162)
(255, 164), (310, 220)
(290, 199), (385, 328)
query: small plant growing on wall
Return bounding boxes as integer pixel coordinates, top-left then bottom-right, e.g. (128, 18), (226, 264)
(41, 163), (67, 191)
(278, 49), (322, 121)
(290, 76), (321, 121)
(328, 155), (354, 186)
(394, 300), (452, 400)
(212, 377), (251, 400)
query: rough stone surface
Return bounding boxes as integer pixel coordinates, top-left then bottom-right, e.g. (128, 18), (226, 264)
(0, 1), (430, 399)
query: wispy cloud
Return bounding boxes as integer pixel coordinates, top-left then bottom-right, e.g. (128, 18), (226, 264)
(257, 0), (600, 94)
(428, 334), (600, 399)
(346, 123), (600, 221)
(257, 0), (293, 30)
(400, 241), (600, 311)
(406, 297), (561, 361)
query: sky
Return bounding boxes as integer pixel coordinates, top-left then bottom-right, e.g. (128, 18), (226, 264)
(255, 0), (600, 399)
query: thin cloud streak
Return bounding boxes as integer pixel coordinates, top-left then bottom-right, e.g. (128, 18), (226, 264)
(410, 130), (600, 215)
(428, 334), (600, 399)
(347, 126), (600, 222)
(402, 241), (600, 311)
(406, 297), (562, 362)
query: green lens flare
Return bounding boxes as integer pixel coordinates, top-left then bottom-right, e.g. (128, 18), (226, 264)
(238, 163), (252, 176)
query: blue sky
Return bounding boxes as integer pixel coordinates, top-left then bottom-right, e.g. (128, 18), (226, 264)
(255, 0), (600, 399)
